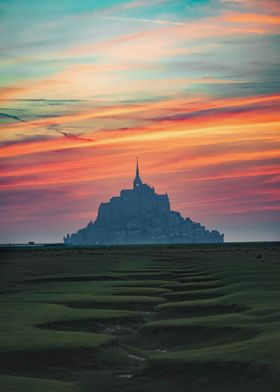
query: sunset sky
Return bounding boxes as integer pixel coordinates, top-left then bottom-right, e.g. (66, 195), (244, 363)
(1, 0), (280, 243)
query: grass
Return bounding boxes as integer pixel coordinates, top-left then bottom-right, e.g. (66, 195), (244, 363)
(0, 375), (81, 392)
(0, 243), (279, 391)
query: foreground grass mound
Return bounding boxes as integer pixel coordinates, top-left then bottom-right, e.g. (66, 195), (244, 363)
(0, 243), (279, 391)
(0, 375), (81, 392)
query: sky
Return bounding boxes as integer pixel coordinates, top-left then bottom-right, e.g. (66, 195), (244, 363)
(0, 0), (280, 243)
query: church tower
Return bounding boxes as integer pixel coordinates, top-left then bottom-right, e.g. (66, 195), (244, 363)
(133, 157), (142, 189)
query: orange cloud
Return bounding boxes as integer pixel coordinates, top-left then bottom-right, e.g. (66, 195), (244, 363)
(1, 92), (280, 156)
(225, 12), (280, 25)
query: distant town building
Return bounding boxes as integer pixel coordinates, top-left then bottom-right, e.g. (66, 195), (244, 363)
(64, 159), (224, 245)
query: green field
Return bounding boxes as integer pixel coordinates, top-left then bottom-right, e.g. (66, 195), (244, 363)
(0, 243), (280, 391)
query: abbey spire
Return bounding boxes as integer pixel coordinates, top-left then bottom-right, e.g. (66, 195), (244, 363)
(133, 157), (142, 189)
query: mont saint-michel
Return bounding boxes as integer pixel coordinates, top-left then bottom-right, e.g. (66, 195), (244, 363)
(64, 160), (224, 245)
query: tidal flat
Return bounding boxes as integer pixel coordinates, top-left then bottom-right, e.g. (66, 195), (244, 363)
(0, 243), (280, 392)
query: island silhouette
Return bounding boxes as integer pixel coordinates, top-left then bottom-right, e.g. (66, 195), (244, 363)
(64, 159), (224, 245)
